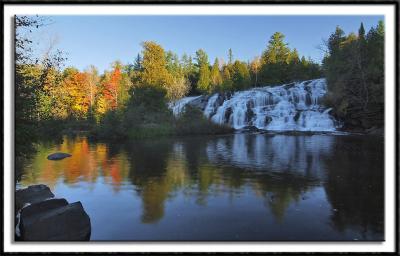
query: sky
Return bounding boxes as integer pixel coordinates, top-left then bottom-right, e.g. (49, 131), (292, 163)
(30, 15), (383, 72)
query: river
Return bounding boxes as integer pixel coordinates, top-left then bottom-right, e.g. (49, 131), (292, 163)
(17, 133), (384, 241)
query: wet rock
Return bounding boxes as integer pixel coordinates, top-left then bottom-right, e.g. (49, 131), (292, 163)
(245, 108), (254, 123)
(305, 94), (312, 105)
(265, 116), (273, 125)
(216, 94), (225, 106)
(16, 184), (54, 212)
(47, 152), (71, 160)
(20, 201), (91, 241)
(294, 111), (302, 122)
(283, 82), (296, 90)
(224, 107), (232, 123)
(187, 95), (207, 110)
(242, 126), (260, 132)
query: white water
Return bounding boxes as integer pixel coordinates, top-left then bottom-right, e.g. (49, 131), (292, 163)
(170, 78), (339, 132)
(169, 96), (202, 116)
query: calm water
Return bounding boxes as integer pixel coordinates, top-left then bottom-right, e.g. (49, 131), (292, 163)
(17, 133), (384, 241)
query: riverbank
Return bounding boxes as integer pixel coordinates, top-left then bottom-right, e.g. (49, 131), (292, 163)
(15, 184), (91, 241)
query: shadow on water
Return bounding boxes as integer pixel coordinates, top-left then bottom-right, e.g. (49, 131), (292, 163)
(323, 135), (384, 240)
(17, 133), (384, 240)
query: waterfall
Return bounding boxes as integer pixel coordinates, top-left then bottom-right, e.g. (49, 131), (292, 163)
(169, 95), (202, 116)
(170, 78), (339, 132)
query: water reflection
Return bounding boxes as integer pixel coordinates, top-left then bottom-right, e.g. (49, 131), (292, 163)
(18, 133), (384, 240)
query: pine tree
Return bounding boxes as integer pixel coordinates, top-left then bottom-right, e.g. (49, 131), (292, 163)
(195, 49), (211, 93)
(133, 53), (143, 71)
(141, 41), (172, 89)
(262, 32), (290, 64)
(228, 48), (233, 64)
(210, 58), (223, 90)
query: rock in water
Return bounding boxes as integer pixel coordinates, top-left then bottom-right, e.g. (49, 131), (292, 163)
(47, 152), (71, 160)
(15, 184), (54, 212)
(20, 201), (91, 241)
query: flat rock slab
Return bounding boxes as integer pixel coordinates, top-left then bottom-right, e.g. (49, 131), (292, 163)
(47, 152), (72, 160)
(15, 184), (54, 212)
(20, 201), (91, 241)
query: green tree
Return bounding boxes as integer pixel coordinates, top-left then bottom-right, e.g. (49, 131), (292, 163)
(262, 32), (290, 64)
(231, 60), (251, 90)
(210, 58), (223, 90)
(228, 48), (233, 64)
(141, 41), (173, 89)
(195, 49), (211, 93)
(323, 21), (384, 129)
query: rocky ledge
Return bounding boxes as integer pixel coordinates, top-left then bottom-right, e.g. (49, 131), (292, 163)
(15, 184), (91, 241)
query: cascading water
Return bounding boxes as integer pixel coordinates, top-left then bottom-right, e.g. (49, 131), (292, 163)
(170, 78), (339, 132)
(169, 95), (202, 116)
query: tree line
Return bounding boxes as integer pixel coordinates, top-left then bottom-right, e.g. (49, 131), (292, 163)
(16, 17), (323, 128)
(323, 21), (384, 130)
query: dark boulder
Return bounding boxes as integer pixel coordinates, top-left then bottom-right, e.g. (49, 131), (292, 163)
(245, 108), (254, 123)
(294, 111), (302, 122)
(20, 199), (69, 228)
(47, 152), (71, 160)
(224, 107), (232, 124)
(16, 184), (54, 212)
(20, 201), (91, 241)
(241, 126), (260, 132)
(305, 94), (312, 106)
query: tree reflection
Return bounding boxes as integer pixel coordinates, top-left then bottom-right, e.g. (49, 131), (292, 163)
(19, 134), (384, 238)
(19, 136), (131, 192)
(323, 135), (384, 239)
(124, 138), (175, 223)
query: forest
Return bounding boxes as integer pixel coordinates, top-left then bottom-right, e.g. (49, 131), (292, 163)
(15, 16), (384, 159)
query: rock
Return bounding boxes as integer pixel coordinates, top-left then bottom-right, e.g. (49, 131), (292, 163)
(224, 107), (232, 123)
(283, 82), (296, 90)
(294, 111), (301, 122)
(20, 201), (91, 241)
(47, 152), (71, 160)
(245, 104), (254, 123)
(20, 199), (69, 228)
(187, 95), (207, 110)
(16, 184), (54, 212)
(366, 126), (384, 135)
(265, 116), (273, 125)
(241, 126), (260, 132)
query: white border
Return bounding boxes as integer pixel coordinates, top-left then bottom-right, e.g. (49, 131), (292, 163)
(3, 4), (397, 253)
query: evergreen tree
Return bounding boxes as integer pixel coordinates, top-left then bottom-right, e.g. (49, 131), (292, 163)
(133, 53), (143, 71)
(323, 21), (384, 129)
(231, 60), (251, 90)
(262, 32), (290, 64)
(141, 41), (173, 89)
(195, 49), (211, 93)
(210, 58), (223, 90)
(228, 48), (233, 64)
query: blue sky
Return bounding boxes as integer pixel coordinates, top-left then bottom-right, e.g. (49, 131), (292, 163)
(32, 15), (383, 72)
